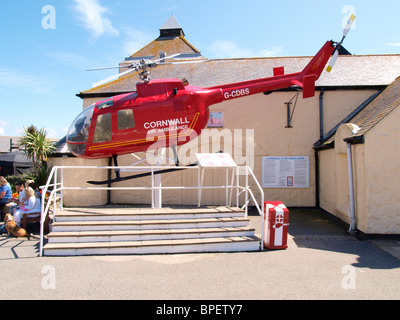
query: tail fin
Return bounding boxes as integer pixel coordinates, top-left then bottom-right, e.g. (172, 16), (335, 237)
(298, 41), (335, 98)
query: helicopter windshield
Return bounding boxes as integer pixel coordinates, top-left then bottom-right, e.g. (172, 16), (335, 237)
(66, 104), (95, 156)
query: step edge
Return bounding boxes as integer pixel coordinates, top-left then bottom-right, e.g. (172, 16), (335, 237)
(56, 207), (244, 217)
(43, 236), (261, 250)
(47, 227), (256, 238)
(52, 217), (250, 226)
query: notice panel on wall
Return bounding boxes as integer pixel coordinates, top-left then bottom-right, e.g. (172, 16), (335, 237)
(262, 156), (310, 188)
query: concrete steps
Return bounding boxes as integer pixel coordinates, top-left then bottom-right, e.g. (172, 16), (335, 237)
(42, 206), (260, 256)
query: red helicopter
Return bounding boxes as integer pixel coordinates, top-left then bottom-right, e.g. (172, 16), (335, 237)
(67, 16), (355, 182)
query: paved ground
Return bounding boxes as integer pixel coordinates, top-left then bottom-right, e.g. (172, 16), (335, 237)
(0, 207), (399, 301)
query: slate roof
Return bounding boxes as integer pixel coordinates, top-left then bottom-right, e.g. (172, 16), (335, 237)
(314, 76), (400, 149)
(0, 136), (20, 154)
(349, 76), (400, 136)
(128, 36), (201, 60)
(160, 15), (182, 30)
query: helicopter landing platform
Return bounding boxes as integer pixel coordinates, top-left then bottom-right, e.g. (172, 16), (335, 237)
(42, 206), (260, 256)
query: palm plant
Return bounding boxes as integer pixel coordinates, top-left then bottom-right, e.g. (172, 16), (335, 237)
(19, 125), (56, 169)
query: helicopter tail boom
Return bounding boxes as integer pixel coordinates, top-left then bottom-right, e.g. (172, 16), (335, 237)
(212, 41), (335, 100)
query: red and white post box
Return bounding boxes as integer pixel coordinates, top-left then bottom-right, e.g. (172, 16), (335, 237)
(264, 201), (289, 250)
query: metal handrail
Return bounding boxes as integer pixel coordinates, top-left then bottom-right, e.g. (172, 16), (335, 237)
(39, 165), (265, 256)
(243, 166), (265, 250)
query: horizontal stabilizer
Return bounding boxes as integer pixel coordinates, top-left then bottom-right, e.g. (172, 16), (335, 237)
(302, 75), (316, 98)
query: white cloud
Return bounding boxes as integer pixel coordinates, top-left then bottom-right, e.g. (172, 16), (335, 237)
(37, 126), (68, 140)
(44, 127), (59, 139)
(207, 40), (283, 59)
(0, 120), (9, 135)
(258, 47), (284, 57)
(387, 42), (400, 47)
(0, 68), (55, 95)
(72, 0), (119, 42)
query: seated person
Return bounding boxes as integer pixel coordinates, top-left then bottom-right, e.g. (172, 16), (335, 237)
(14, 179), (39, 208)
(12, 186), (41, 227)
(27, 181), (41, 200)
(0, 176), (12, 214)
(7, 180), (25, 214)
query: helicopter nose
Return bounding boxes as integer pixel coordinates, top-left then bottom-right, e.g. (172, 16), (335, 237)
(67, 142), (87, 157)
(66, 104), (95, 157)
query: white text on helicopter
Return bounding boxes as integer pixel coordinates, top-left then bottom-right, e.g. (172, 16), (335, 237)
(224, 88), (250, 99)
(144, 117), (191, 130)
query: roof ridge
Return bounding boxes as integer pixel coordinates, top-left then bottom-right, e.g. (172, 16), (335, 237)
(179, 36), (200, 54)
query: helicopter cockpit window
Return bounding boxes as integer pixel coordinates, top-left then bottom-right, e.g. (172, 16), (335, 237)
(93, 113), (112, 144)
(118, 109), (135, 130)
(67, 104), (95, 144)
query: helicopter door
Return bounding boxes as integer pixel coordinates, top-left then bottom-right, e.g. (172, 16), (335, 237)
(117, 109), (135, 130)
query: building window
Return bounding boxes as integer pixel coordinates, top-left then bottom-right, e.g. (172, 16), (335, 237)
(118, 109), (135, 130)
(93, 113), (112, 143)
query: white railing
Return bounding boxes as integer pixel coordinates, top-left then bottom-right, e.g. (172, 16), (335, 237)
(39, 165), (265, 256)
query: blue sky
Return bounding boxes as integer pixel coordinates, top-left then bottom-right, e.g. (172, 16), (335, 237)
(0, 0), (399, 139)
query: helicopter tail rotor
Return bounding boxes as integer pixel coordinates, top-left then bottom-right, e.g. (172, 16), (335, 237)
(326, 14), (356, 73)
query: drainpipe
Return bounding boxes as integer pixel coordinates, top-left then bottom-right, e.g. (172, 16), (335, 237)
(346, 142), (357, 234)
(344, 135), (364, 235)
(315, 148), (320, 208)
(319, 88), (325, 140)
(315, 88), (325, 208)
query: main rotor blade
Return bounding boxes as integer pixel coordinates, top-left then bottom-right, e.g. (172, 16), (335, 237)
(159, 59), (208, 66)
(88, 63), (136, 71)
(87, 66), (121, 71)
(92, 68), (137, 88)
